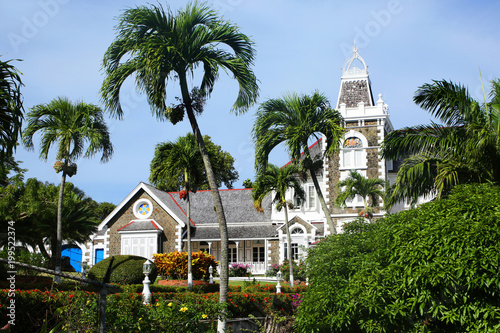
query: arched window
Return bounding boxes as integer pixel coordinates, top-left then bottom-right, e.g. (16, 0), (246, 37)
(341, 131), (367, 169)
(291, 227), (305, 234)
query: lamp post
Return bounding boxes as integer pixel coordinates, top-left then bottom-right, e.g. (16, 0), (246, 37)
(142, 259), (152, 305)
(276, 270), (282, 294)
(209, 265), (214, 284)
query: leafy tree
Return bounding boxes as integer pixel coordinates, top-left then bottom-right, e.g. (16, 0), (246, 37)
(242, 179), (253, 188)
(100, 3), (258, 328)
(295, 183), (500, 332)
(0, 57), (24, 164)
(150, 134), (238, 192)
(252, 163), (305, 287)
(0, 179), (99, 263)
(22, 97), (113, 280)
(94, 202), (117, 221)
(253, 91), (344, 234)
(381, 78), (500, 208)
(335, 170), (386, 221)
(150, 133), (205, 289)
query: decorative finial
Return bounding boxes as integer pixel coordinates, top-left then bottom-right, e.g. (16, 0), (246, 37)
(353, 40), (358, 54)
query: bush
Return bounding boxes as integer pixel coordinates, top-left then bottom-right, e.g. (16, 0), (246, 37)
(229, 263), (252, 277)
(0, 247), (47, 275)
(87, 255), (158, 285)
(295, 184), (500, 332)
(280, 260), (306, 282)
(153, 251), (217, 280)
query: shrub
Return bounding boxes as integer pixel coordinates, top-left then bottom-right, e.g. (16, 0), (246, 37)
(229, 263), (252, 277)
(295, 184), (500, 332)
(280, 260), (306, 282)
(153, 251), (217, 280)
(265, 263), (280, 277)
(87, 255), (158, 285)
(0, 247), (47, 275)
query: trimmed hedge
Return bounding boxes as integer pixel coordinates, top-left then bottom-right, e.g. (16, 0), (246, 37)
(88, 255), (158, 285)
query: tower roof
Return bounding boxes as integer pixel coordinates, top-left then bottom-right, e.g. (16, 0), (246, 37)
(336, 45), (374, 108)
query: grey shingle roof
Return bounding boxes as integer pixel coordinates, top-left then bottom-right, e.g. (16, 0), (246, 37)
(164, 188), (273, 225)
(191, 224), (280, 240)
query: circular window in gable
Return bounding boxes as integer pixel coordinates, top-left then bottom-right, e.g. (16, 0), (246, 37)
(133, 199), (153, 219)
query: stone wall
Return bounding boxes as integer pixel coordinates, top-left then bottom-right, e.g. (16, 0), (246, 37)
(107, 190), (180, 257)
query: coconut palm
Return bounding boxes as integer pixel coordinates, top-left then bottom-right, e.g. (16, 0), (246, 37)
(252, 163), (305, 287)
(22, 97), (113, 281)
(0, 57), (24, 164)
(150, 133), (204, 289)
(335, 170), (386, 222)
(100, 3), (258, 329)
(381, 79), (500, 208)
(253, 91), (343, 234)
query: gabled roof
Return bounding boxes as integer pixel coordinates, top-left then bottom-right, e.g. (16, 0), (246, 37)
(282, 137), (324, 168)
(118, 220), (163, 232)
(191, 224), (280, 241)
(98, 183), (273, 230)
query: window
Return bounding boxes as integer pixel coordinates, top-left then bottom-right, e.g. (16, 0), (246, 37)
(229, 247), (237, 263)
(307, 185), (316, 209)
(284, 243), (300, 260)
(291, 227), (304, 234)
(253, 247), (265, 262)
(342, 136), (366, 169)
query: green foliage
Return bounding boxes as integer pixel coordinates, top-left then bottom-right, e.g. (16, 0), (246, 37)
(280, 260), (307, 282)
(153, 251), (217, 281)
(87, 255), (158, 285)
(0, 57), (24, 164)
(229, 263), (252, 277)
(295, 183), (500, 332)
(0, 247), (47, 275)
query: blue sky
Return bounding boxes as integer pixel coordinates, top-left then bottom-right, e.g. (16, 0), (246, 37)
(1, 0), (499, 205)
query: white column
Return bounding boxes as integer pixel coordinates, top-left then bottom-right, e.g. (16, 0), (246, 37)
(207, 241), (212, 255)
(235, 241), (239, 262)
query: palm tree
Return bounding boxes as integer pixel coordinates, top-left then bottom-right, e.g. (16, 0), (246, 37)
(22, 97), (113, 281)
(335, 170), (386, 222)
(150, 133), (204, 289)
(252, 163), (305, 287)
(0, 57), (24, 164)
(100, 3), (258, 330)
(253, 91), (343, 235)
(381, 79), (500, 208)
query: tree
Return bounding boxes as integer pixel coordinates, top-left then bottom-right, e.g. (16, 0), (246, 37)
(0, 57), (24, 164)
(253, 91), (344, 234)
(381, 78), (500, 208)
(295, 183), (500, 332)
(252, 163), (305, 287)
(22, 97), (112, 281)
(100, 3), (258, 329)
(150, 134), (238, 192)
(149, 133), (205, 289)
(0, 178), (99, 263)
(335, 170), (386, 221)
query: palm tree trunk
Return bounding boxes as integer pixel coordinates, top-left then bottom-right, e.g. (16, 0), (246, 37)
(186, 190), (193, 289)
(179, 76), (228, 333)
(283, 204), (294, 288)
(303, 146), (337, 235)
(55, 168), (67, 284)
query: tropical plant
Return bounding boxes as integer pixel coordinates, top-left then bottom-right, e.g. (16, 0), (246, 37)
(22, 97), (113, 280)
(100, 3), (258, 329)
(253, 91), (344, 234)
(0, 179), (100, 263)
(335, 170), (386, 221)
(87, 255), (158, 285)
(252, 163), (305, 287)
(381, 78), (500, 208)
(0, 57), (24, 164)
(295, 183), (500, 332)
(150, 133), (204, 289)
(150, 134), (238, 192)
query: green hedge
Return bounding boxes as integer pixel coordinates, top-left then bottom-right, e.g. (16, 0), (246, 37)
(88, 255), (158, 285)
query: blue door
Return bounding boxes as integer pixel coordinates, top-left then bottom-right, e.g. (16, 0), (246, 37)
(61, 245), (82, 272)
(95, 249), (104, 265)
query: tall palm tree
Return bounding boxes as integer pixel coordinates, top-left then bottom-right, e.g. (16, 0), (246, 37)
(22, 97), (113, 281)
(100, 3), (258, 330)
(252, 163), (305, 287)
(150, 133), (204, 289)
(0, 57), (24, 164)
(335, 170), (386, 222)
(381, 79), (500, 208)
(253, 91), (343, 235)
